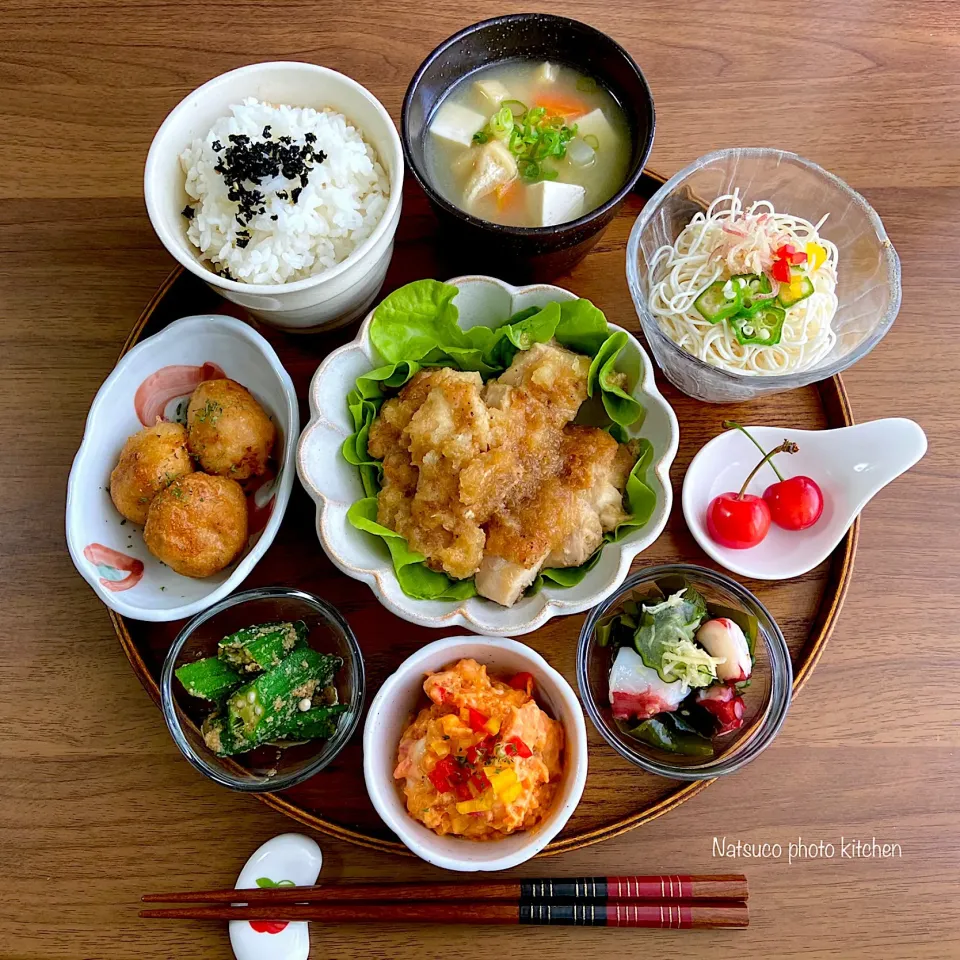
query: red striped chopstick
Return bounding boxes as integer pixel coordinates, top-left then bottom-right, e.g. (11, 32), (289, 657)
(142, 874), (747, 905)
(139, 900), (749, 929)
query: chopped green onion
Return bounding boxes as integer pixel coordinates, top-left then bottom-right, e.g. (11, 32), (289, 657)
(517, 158), (540, 180)
(576, 75), (598, 93)
(582, 133), (600, 150)
(473, 102), (577, 183)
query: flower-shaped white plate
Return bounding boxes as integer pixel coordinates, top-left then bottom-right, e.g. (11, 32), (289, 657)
(297, 275), (679, 636)
(66, 315), (299, 622)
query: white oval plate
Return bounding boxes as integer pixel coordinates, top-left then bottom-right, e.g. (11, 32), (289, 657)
(297, 275), (679, 636)
(66, 314), (299, 621)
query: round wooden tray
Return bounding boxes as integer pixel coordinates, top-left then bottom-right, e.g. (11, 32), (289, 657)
(113, 171), (857, 856)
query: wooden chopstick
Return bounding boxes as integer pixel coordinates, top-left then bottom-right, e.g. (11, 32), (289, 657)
(139, 900), (749, 929)
(142, 874), (748, 905)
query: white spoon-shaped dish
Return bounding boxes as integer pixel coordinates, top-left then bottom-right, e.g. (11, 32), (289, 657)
(683, 419), (927, 580)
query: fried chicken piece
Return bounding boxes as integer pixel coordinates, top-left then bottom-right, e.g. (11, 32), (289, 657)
(366, 340), (636, 606)
(368, 368), (489, 580)
(461, 341), (589, 522)
(476, 426), (634, 607)
(489, 340), (590, 426)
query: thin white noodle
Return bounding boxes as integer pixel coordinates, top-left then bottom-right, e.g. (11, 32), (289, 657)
(648, 190), (839, 375)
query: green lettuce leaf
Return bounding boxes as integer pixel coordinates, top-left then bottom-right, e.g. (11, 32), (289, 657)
(368, 280), (465, 363)
(482, 302), (562, 369)
(587, 331), (646, 428)
(554, 298), (609, 355)
(346, 499), (477, 601)
(633, 587), (717, 687)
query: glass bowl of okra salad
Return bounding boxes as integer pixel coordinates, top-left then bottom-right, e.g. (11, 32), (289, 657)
(160, 586), (365, 791)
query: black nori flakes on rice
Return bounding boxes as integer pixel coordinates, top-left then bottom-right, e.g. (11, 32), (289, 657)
(212, 130), (326, 226)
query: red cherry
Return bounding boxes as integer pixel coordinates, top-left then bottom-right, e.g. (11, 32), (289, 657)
(706, 492), (771, 549)
(763, 475), (824, 530)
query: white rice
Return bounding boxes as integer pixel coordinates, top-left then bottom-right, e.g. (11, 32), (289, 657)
(179, 98), (390, 285)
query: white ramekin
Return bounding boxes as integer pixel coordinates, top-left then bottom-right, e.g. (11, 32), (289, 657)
(144, 61), (403, 332)
(363, 636), (588, 871)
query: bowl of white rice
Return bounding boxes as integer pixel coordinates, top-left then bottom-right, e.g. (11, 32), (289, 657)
(145, 61), (403, 331)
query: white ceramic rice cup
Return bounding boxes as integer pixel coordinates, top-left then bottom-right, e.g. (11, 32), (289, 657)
(144, 61), (403, 332)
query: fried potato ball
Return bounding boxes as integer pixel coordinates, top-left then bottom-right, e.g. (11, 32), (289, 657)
(187, 379), (276, 480)
(109, 422), (194, 525)
(143, 473), (248, 578)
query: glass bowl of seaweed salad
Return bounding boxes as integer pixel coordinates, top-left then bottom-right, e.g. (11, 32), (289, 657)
(577, 564), (791, 779)
(161, 586), (365, 792)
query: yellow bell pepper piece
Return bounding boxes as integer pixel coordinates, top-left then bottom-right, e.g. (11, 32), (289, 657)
(499, 781), (524, 804)
(441, 713), (468, 736)
(483, 765), (518, 795)
(455, 794), (495, 815)
(429, 740), (451, 758)
(806, 242), (827, 271)
(483, 716), (501, 736)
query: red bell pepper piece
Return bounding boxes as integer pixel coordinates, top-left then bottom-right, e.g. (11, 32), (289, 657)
(466, 735), (495, 766)
(469, 770), (491, 793)
(775, 244), (808, 266)
(428, 755), (457, 794)
(466, 707), (490, 732)
(771, 258), (792, 283)
(452, 780), (472, 802)
(508, 672), (534, 694)
(503, 736), (533, 758)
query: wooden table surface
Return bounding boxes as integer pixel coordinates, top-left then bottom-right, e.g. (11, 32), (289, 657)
(4, 2), (959, 957)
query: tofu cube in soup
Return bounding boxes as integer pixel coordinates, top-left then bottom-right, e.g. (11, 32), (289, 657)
(527, 180), (586, 227)
(474, 78), (512, 107)
(573, 108), (616, 150)
(430, 102), (486, 148)
(464, 141), (518, 207)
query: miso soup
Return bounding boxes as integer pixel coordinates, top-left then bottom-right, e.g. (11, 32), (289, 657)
(425, 60), (632, 228)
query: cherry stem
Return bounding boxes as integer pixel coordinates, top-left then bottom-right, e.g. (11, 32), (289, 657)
(737, 441), (799, 499)
(724, 420), (786, 482)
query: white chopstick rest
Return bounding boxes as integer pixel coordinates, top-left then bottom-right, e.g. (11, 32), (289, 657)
(229, 834), (322, 960)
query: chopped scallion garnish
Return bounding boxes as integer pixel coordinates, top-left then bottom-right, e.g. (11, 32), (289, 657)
(473, 100), (578, 183)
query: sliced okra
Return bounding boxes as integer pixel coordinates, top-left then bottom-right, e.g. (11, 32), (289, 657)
(226, 647), (329, 748)
(217, 620), (308, 673)
(201, 712), (245, 756)
(175, 656), (243, 701)
(280, 703), (348, 742)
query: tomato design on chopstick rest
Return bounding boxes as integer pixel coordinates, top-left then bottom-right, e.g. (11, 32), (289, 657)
(229, 834), (322, 960)
(249, 878), (296, 935)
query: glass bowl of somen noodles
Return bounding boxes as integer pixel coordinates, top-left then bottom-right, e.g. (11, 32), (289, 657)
(626, 147), (901, 402)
